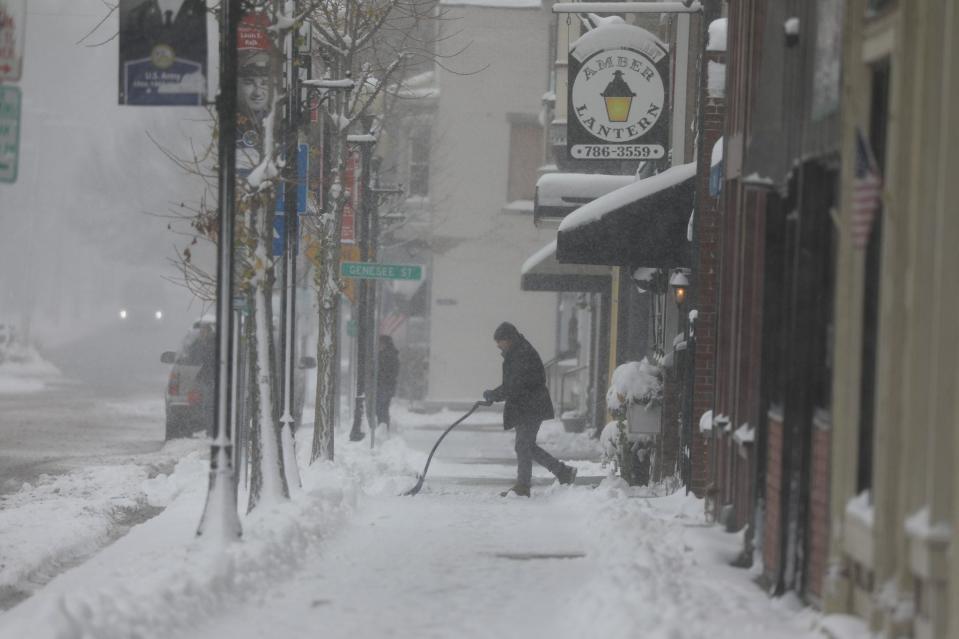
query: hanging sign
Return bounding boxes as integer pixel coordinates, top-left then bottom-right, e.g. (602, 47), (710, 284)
(118, 0), (208, 106)
(567, 20), (670, 161)
(0, 0), (26, 82)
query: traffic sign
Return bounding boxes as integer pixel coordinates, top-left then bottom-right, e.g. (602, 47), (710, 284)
(0, 85), (20, 183)
(340, 262), (423, 281)
(0, 0), (26, 82)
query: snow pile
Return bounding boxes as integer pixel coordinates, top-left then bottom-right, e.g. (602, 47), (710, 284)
(0, 342), (60, 395)
(538, 419), (602, 460)
(606, 359), (662, 411)
(0, 439), (206, 608)
(0, 421), (437, 639)
(557, 488), (824, 638)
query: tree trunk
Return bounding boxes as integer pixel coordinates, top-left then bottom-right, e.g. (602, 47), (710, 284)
(247, 197), (290, 509)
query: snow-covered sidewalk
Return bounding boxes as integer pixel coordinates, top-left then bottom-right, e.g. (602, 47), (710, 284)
(0, 406), (869, 639)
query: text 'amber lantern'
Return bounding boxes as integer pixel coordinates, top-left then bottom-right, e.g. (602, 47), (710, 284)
(602, 70), (636, 123)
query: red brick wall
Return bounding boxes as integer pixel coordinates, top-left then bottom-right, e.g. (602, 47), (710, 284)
(806, 426), (831, 599)
(763, 415), (784, 582)
(690, 46), (726, 497)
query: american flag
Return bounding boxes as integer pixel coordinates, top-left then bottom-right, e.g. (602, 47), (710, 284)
(851, 127), (883, 249)
(378, 285), (408, 336)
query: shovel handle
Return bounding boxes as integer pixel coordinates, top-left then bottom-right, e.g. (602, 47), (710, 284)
(408, 399), (491, 495)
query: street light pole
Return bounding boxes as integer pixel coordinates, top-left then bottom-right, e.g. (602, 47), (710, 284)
(197, 0), (243, 541)
(278, 0), (302, 490)
(348, 129), (376, 442)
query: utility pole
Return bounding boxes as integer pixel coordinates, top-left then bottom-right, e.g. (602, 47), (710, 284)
(347, 127), (376, 442)
(278, 0), (302, 490)
(197, 0), (243, 541)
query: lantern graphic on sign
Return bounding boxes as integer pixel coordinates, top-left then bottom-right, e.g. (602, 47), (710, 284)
(601, 71), (636, 123)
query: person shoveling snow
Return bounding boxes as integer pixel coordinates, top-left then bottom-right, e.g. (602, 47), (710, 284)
(483, 322), (577, 497)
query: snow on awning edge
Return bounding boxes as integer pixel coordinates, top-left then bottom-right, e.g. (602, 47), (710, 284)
(558, 162), (698, 233)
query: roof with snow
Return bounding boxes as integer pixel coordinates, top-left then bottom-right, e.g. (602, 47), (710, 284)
(534, 172), (636, 224)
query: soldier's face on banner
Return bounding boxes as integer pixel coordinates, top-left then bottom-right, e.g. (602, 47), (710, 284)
(239, 75), (269, 114)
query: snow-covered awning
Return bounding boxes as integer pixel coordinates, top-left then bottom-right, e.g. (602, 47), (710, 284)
(520, 240), (611, 292)
(534, 172), (636, 226)
(556, 162), (697, 268)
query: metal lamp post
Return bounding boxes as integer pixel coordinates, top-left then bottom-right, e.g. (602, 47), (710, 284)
(197, 0), (243, 541)
(347, 126), (377, 443)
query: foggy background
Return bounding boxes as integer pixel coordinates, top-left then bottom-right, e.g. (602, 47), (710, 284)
(0, 0), (214, 392)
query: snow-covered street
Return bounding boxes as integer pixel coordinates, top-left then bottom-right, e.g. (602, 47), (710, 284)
(0, 406), (860, 639)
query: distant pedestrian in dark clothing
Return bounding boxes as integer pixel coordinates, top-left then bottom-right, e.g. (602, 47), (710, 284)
(483, 322), (577, 497)
(376, 335), (400, 429)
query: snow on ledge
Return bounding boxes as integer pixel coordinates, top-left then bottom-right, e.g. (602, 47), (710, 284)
(698, 409), (713, 433)
(904, 506), (952, 544)
(733, 423), (755, 445)
(558, 162), (697, 233)
(707, 18), (727, 52)
(845, 491), (875, 528)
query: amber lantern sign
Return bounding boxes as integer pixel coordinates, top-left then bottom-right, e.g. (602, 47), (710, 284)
(567, 21), (670, 161)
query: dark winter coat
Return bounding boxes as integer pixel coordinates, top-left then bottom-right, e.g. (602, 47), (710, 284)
(488, 335), (554, 430)
(377, 342), (400, 397)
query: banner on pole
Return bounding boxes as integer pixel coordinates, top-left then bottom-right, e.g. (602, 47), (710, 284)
(0, 0), (26, 82)
(118, 0), (208, 106)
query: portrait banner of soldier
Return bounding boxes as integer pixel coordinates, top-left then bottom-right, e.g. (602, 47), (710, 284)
(118, 0), (208, 106)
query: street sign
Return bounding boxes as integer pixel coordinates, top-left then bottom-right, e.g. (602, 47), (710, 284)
(0, 0), (26, 82)
(0, 85), (20, 183)
(341, 262), (423, 281)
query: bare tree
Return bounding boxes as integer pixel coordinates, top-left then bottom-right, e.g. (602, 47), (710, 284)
(301, 0), (463, 462)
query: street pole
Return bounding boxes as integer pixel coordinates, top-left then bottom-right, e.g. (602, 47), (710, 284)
(278, 0), (302, 489)
(348, 131), (375, 442)
(197, 0), (243, 541)
(366, 157), (381, 447)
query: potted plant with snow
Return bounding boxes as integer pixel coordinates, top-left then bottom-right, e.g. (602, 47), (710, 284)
(602, 357), (664, 485)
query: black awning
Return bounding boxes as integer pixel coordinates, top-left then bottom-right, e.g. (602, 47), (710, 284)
(555, 162), (697, 269)
(520, 240), (611, 293)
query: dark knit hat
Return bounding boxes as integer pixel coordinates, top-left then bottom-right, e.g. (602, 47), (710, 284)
(493, 322), (520, 341)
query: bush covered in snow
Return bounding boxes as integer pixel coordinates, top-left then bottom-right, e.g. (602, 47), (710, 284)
(602, 358), (664, 486)
(605, 358), (662, 412)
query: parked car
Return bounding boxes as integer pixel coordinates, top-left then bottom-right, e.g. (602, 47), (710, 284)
(160, 317), (316, 440)
(161, 317), (216, 440)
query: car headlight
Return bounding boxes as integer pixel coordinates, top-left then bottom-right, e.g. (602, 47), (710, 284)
(119, 309), (128, 319)
(155, 310), (163, 320)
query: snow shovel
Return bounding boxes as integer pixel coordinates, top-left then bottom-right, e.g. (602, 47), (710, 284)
(403, 399), (493, 496)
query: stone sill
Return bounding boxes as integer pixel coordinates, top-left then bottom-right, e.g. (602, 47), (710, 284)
(907, 525), (951, 582)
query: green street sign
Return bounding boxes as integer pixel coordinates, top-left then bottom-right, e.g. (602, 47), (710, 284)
(340, 261), (423, 281)
(0, 85), (21, 184)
